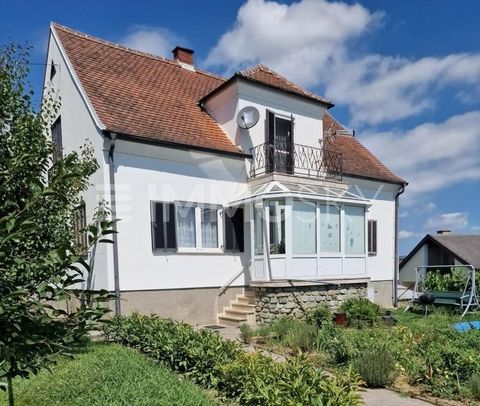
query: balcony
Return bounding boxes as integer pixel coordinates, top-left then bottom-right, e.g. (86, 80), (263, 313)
(249, 140), (343, 180)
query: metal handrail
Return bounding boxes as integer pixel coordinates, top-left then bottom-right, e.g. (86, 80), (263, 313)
(249, 139), (342, 180)
(218, 260), (252, 296)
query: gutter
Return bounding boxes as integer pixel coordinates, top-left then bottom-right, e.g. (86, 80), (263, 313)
(106, 131), (121, 315)
(393, 182), (407, 307)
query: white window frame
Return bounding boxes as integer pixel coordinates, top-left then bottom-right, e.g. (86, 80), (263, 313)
(175, 202), (223, 254)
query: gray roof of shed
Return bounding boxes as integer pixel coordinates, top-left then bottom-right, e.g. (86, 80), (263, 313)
(430, 234), (480, 269)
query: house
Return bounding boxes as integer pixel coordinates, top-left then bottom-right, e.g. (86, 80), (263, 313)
(400, 231), (480, 286)
(42, 23), (407, 325)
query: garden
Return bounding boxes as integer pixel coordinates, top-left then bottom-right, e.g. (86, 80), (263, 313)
(239, 298), (480, 404)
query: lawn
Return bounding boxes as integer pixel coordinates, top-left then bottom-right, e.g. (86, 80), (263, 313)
(0, 343), (217, 406)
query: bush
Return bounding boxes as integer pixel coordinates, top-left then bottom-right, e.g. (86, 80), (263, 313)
(353, 348), (396, 388)
(239, 323), (254, 344)
(316, 324), (353, 365)
(284, 321), (318, 353)
(306, 304), (333, 329)
(340, 298), (380, 327)
(103, 314), (364, 405)
(468, 374), (480, 400)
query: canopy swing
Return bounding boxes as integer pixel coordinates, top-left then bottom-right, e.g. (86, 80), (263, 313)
(405, 264), (479, 317)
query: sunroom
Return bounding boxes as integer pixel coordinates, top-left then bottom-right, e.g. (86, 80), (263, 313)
(229, 181), (371, 283)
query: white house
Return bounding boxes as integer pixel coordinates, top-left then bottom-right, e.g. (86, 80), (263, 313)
(42, 23), (407, 325)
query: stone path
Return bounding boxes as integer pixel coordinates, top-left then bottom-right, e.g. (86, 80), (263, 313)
(212, 325), (432, 406)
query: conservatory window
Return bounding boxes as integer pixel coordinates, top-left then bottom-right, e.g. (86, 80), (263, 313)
(269, 200), (285, 254)
(254, 203), (264, 255)
(344, 205), (365, 255)
(320, 204), (340, 253)
(292, 200), (316, 254)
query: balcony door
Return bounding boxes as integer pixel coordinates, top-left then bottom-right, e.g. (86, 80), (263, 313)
(267, 111), (294, 174)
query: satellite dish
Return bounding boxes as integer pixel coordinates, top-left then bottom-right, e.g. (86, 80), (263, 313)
(236, 106), (260, 129)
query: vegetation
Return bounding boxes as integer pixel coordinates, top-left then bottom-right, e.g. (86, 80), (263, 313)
(423, 267), (468, 292)
(340, 298), (381, 327)
(0, 44), (114, 405)
(244, 301), (480, 402)
(353, 349), (396, 388)
(306, 304), (333, 328)
(0, 344), (216, 406)
(103, 314), (364, 405)
(468, 373), (480, 401)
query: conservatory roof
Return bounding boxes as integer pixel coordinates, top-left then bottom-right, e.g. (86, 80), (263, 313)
(229, 181), (370, 206)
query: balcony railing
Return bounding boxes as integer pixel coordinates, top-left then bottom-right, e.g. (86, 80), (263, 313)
(249, 140), (342, 180)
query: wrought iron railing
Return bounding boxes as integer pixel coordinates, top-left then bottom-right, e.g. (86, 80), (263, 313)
(249, 140), (342, 180)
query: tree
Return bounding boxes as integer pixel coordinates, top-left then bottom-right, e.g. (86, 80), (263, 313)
(0, 44), (114, 405)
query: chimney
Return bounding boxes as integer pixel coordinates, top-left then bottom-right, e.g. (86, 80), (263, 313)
(172, 46), (194, 66)
(437, 230), (452, 235)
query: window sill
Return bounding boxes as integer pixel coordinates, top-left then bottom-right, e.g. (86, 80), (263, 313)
(177, 248), (224, 255)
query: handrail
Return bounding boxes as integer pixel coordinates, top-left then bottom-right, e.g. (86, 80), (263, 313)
(249, 139), (342, 180)
(218, 259), (252, 296)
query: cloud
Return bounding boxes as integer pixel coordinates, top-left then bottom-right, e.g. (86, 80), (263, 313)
(362, 111), (480, 204)
(399, 230), (415, 239)
(424, 212), (468, 231)
(206, 0), (480, 125)
(119, 25), (185, 57)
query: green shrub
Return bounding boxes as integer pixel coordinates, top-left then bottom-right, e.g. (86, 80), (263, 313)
(468, 374), (480, 400)
(316, 324), (353, 365)
(306, 304), (333, 329)
(353, 348), (396, 388)
(340, 298), (380, 327)
(284, 321), (318, 353)
(269, 316), (298, 341)
(103, 314), (364, 405)
(239, 323), (254, 344)
(424, 268), (467, 292)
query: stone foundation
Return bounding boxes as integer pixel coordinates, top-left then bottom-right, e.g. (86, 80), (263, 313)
(246, 283), (367, 324)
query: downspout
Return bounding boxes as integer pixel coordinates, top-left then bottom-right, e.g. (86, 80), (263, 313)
(393, 183), (406, 307)
(107, 132), (121, 315)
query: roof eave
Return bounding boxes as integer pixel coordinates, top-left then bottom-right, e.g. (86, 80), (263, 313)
(342, 172), (408, 186)
(199, 74), (334, 109)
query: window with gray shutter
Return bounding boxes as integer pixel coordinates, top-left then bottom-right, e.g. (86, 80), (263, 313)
(151, 202), (176, 250)
(368, 220), (377, 256)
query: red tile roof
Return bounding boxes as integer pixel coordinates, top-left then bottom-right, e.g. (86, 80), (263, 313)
(236, 65), (333, 106)
(53, 23), (243, 155)
(324, 113), (406, 184)
(53, 24), (404, 184)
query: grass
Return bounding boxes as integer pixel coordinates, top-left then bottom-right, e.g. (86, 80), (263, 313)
(0, 343), (217, 406)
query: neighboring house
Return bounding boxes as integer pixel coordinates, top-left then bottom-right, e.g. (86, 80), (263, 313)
(42, 23), (406, 325)
(400, 231), (480, 286)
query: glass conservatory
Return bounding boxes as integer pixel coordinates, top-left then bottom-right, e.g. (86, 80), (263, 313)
(229, 181), (371, 282)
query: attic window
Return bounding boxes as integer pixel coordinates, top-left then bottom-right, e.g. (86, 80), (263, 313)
(50, 60), (57, 80)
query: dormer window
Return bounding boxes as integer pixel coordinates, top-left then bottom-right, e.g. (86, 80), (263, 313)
(266, 111), (294, 174)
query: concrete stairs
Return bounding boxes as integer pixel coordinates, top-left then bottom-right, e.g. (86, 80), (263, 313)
(217, 291), (256, 326)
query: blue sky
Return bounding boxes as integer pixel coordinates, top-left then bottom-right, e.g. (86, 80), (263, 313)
(1, 0), (479, 254)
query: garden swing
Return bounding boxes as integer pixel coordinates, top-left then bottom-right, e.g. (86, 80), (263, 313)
(405, 264), (479, 317)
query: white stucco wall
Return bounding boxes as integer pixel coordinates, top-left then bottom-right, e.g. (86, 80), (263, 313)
(399, 245), (427, 285)
(43, 30), (112, 290)
(112, 140), (250, 290)
(205, 80), (327, 157)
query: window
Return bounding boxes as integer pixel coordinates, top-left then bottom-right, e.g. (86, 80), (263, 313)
(292, 200), (316, 254)
(73, 201), (87, 249)
(344, 205), (365, 255)
(224, 207), (244, 252)
(266, 111), (294, 174)
(254, 203), (264, 255)
(151, 202), (177, 250)
(368, 220), (377, 256)
(202, 208), (218, 248)
(51, 117), (62, 163)
(269, 200), (285, 254)
(50, 60), (57, 80)
(320, 204), (340, 253)
(176, 205), (196, 248)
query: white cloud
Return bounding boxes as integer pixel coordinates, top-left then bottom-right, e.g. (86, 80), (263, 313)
(362, 111), (480, 204)
(119, 25), (185, 57)
(399, 230), (415, 239)
(425, 212), (468, 231)
(206, 0), (480, 125)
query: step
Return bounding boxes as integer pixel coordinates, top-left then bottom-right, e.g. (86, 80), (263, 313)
(231, 302), (256, 313)
(217, 313), (247, 327)
(224, 308), (253, 318)
(236, 295), (255, 305)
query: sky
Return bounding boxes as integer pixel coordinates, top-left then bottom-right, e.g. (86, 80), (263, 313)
(1, 0), (479, 254)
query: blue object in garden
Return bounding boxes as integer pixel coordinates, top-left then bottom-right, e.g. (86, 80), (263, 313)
(453, 321), (480, 332)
